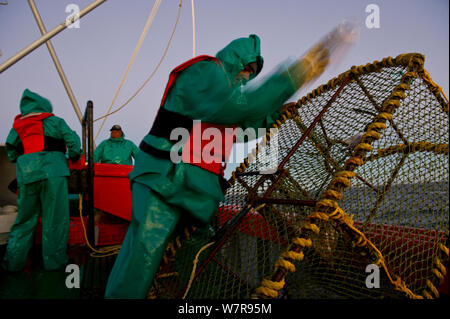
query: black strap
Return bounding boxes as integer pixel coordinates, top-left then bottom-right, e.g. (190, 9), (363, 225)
(44, 136), (66, 153)
(149, 107), (193, 140)
(217, 174), (231, 193)
(139, 140), (230, 193)
(16, 142), (24, 155)
(16, 136), (66, 155)
(139, 140), (174, 161)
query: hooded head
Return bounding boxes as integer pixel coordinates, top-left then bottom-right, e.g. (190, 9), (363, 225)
(19, 89), (53, 116)
(215, 34), (264, 84)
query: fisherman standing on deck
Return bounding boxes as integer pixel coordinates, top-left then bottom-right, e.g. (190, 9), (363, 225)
(2, 89), (82, 272)
(104, 33), (333, 299)
(94, 124), (139, 165)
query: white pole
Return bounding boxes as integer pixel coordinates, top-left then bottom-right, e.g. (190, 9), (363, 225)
(94, 0), (162, 141)
(27, 0), (83, 123)
(0, 0), (107, 74)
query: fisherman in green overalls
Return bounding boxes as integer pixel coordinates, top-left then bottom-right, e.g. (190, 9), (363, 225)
(105, 34), (330, 298)
(2, 89), (82, 271)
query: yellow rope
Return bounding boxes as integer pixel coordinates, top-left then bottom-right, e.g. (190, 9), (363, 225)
(323, 190), (342, 200)
(303, 221), (320, 234)
(261, 278), (285, 291)
(244, 53), (446, 300)
(439, 243), (449, 257)
(421, 69), (449, 106)
(375, 112), (393, 121)
(182, 241), (215, 299)
(275, 258), (296, 273)
(94, 0), (163, 141)
(434, 257), (447, 276)
(422, 290), (433, 299)
(156, 272), (179, 279)
(362, 130), (381, 140)
(309, 211), (330, 221)
(255, 278), (286, 298)
(365, 142), (449, 162)
(345, 157), (364, 166)
(291, 57), (432, 299)
(78, 194), (121, 258)
(292, 238), (312, 247)
(391, 276), (424, 299)
(432, 269), (444, 282)
(93, 0), (183, 125)
(354, 143), (372, 153)
(281, 250), (305, 261)
(426, 279), (440, 298)
(255, 286), (279, 298)
(324, 207), (424, 299)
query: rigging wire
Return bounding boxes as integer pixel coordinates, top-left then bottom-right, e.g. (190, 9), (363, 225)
(93, 0), (183, 124)
(94, 0), (162, 141)
(191, 0), (196, 57)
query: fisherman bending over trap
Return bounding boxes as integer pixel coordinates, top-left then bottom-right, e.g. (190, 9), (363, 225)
(105, 33), (332, 299)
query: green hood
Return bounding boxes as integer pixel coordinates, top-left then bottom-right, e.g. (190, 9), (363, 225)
(20, 89), (53, 116)
(215, 34), (264, 82)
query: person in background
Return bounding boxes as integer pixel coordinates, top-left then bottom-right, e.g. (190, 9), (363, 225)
(94, 125), (139, 165)
(2, 88), (82, 271)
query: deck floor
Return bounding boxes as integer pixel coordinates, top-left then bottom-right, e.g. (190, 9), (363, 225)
(0, 244), (117, 299)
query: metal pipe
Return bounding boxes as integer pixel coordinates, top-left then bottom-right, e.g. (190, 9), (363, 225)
(86, 101), (95, 245)
(253, 197), (317, 207)
(0, 0), (106, 74)
(27, 0), (83, 123)
(262, 77), (351, 200)
(278, 76), (352, 170)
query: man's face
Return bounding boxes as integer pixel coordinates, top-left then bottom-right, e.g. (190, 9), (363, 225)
(110, 129), (122, 139)
(234, 62), (258, 83)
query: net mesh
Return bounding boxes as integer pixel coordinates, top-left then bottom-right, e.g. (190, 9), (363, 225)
(149, 53), (449, 299)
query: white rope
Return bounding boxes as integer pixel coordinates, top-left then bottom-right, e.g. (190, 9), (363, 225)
(93, 0), (183, 123)
(94, 0), (162, 141)
(191, 0), (196, 57)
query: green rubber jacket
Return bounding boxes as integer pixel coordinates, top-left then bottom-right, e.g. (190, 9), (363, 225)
(130, 34), (306, 225)
(94, 134), (139, 165)
(5, 89), (82, 186)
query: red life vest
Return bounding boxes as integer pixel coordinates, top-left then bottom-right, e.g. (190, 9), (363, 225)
(159, 55), (237, 176)
(13, 112), (54, 154)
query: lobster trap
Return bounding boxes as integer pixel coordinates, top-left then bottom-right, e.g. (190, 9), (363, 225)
(150, 53), (449, 299)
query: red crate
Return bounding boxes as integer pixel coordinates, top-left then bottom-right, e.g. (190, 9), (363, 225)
(34, 216), (129, 247)
(93, 163), (133, 221)
(34, 217), (88, 245)
(96, 222), (129, 246)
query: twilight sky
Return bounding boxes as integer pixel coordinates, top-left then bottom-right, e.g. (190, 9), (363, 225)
(0, 0), (448, 176)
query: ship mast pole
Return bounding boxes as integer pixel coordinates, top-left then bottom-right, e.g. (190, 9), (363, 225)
(27, 0), (84, 123)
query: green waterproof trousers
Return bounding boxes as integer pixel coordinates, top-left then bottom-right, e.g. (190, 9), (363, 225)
(104, 181), (181, 299)
(2, 177), (70, 271)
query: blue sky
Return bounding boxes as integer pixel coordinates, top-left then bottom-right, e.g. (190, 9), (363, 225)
(0, 0), (448, 176)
